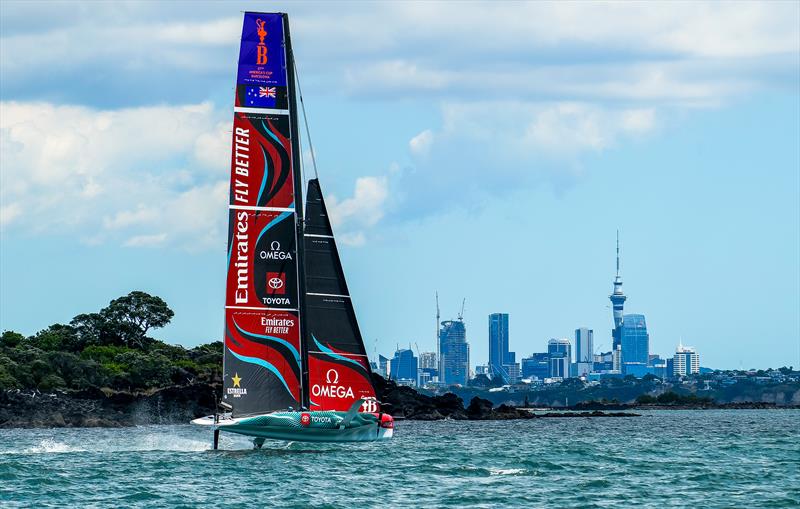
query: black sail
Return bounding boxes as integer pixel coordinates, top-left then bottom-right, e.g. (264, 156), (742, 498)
(303, 179), (377, 412)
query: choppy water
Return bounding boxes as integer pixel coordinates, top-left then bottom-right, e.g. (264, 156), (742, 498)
(1, 410), (798, 508)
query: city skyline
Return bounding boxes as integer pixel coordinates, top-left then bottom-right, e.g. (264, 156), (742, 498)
(1, 2), (798, 370)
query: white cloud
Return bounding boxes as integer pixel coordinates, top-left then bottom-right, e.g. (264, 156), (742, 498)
(125, 233), (168, 248)
(0, 101), (228, 248)
(327, 176), (390, 246)
(0, 203), (22, 226)
(0, 1), (796, 235)
(621, 109), (656, 134)
(103, 205), (160, 230)
(2, 2), (795, 109)
(409, 129), (434, 156)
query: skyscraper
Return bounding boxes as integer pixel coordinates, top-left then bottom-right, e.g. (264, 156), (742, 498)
(521, 353), (549, 380)
(620, 314), (649, 372)
(389, 348), (418, 384)
(418, 351), (438, 384)
(548, 338), (571, 378)
(440, 319), (469, 385)
(575, 327), (594, 376)
(419, 352), (437, 370)
(489, 313), (516, 383)
(609, 231), (627, 351)
(673, 342), (700, 376)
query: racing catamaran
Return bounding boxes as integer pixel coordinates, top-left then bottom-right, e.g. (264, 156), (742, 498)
(191, 12), (393, 447)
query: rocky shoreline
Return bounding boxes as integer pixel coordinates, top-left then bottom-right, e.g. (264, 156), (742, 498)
(3, 375), (790, 429)
(0, 384), (219, 428)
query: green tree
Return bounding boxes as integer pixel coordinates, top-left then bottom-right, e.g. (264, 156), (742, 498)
(70, 313), (125, 349)
(1, 330), (25, 348)
(114, 350), (173, 389)
(0, 354), (20, 389)
(100, 291), (174, 348)
(30, 324), (80, 352)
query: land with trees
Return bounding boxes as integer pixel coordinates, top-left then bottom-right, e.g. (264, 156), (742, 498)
(2, 292), (797, 428)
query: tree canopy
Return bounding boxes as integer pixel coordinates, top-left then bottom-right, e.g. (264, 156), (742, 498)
(0, 291), (220, 392)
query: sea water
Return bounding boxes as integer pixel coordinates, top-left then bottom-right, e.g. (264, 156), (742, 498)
(1, 410), (798, 508)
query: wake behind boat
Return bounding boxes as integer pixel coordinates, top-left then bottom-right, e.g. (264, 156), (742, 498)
(191, 12), (393, 447)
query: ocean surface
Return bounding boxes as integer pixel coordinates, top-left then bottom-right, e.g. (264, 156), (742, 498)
(1, 410), (798, 508)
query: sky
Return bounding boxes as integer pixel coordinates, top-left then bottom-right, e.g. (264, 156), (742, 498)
(1, 1), (798, 370)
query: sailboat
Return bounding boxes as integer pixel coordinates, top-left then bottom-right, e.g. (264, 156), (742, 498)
(191, 12), (393, 446)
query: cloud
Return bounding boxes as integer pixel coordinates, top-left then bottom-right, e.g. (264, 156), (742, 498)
(391, 100), (660, 219)
(0, 1), (797, 241)
(0, 100), (229, 248)
(2, 2), (796, 108)
(0, 203), (21, 226)
(409, 129), (433, 156)
(125, 233), (168, 248)
(327, 176), (390, 246)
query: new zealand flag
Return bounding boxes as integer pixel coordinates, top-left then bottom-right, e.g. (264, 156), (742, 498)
(244, 86), (277, 108)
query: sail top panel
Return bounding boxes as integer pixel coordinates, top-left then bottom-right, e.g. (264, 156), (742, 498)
(235, 13), (289, 111)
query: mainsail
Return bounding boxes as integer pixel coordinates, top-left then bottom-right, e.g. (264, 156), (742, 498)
(223, 13), (304, 416)
(222, 12), (377, 417)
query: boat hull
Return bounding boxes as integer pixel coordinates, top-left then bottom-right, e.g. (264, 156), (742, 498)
(192, 410), (394, 443)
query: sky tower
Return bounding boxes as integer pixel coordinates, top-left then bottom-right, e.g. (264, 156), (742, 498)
(609, 230), (627, 350)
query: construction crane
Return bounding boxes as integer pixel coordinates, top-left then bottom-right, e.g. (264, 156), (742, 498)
(457, 298), (466, 321)
(435, 291), (440, 378)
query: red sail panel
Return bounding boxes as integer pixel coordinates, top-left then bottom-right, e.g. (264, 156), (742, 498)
(308, 352), (376, 412)
(222, 12), (302, 417)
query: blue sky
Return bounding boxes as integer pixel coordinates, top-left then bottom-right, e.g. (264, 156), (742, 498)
(1, 1), (798, 370)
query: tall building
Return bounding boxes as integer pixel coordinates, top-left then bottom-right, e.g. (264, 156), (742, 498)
(389, 348), (418, 384)
(673, 342), (700, 376)
(620, 314), (649, 373)
(419, 352), (437, 370)
(575, 327), (594, 376)
(548, 338), (571, 362)
(549, 352), (569, 378)
(609, 231), (627, 351)
(521, 353), (549, 380)
(488, 313), (516, 384)
(613, 345), (622, 372)
(504, 363), (521, 384)
(418, 351), (438, 383)
(439, 319), (469, 385)
(548, 338), (571, 378)
(594, 351), (615, 372)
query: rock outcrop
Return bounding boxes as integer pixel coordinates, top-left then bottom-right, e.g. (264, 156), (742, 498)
(0, 384), (219, 428)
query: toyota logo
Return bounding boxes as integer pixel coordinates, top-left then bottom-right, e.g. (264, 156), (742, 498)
(325, 369), (339, 384)
(270, 241), (281, 251)
(268, 277), (284, 290)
